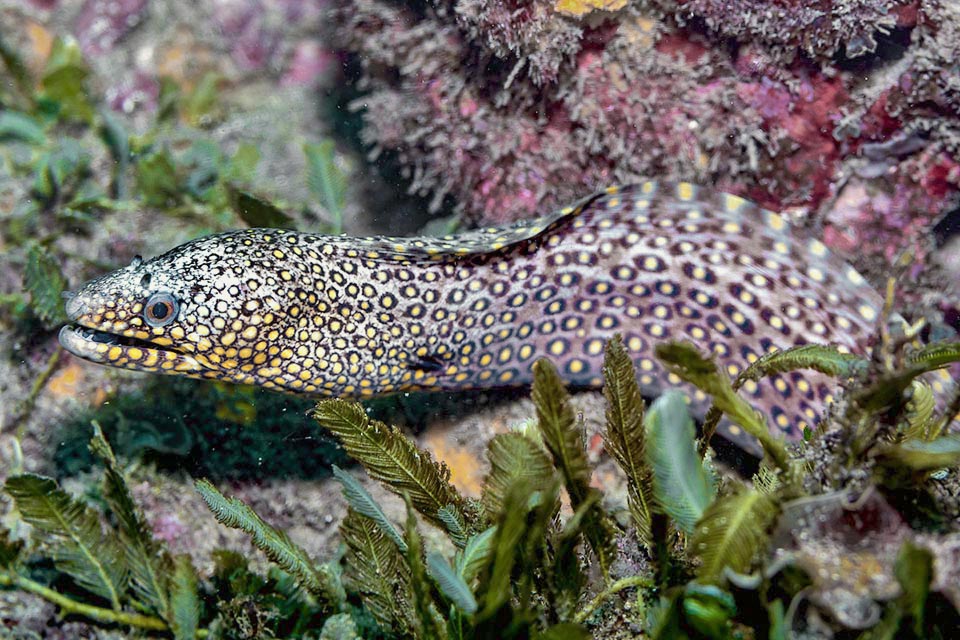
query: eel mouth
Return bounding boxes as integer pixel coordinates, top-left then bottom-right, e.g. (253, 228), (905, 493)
(59, 323), (206, 375)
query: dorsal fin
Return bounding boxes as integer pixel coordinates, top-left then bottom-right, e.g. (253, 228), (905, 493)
(340, 189), (608, 262)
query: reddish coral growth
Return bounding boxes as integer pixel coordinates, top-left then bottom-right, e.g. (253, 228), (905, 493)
(735, 70), (849, 209)
(455, 0), (585, 85)
(342, 2), (772, 222)
(857, 89), (903, 143)
(659, 0), (904, 58)
(887, 2), (960, 117)
(281, 40), (340, 87)
(336, 0), (960, 289)
(825, 150), (960, 272)
(74, 0), (149, 55)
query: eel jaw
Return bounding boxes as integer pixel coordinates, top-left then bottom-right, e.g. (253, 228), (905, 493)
(58, 323), (207, 376)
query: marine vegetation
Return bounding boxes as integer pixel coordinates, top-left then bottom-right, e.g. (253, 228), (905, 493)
(3, 330), (960, 637)
(2, 5), (960, 640)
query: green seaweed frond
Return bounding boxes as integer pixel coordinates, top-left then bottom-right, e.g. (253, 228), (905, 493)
(89, 422), (174, 620)
(403, 497), (447, 640)
(24, 242), (69, 329)
(752, 465), (781, 495)
(333, 464), (407, 553)
(893, 541), (933, 635)
(877, 435), (960, 472)
(655, 341), (790, 470)
(41, 37), (95, 123)
(475, 477), (560, 632)
(643, 392), (716, 533)
(903, 380), (938, 442)
(689, 485), (779, 583)
(169, 555), (201, 639)
(311, 399), (472, 536)
(0, 426), (331, 637)
(195, 478), (345, 608)
(481, 432), (557, 521)
(732, 343), (868, 388)
(532, 359), (619, 576)
(454, 526), (495, 586)
(304, 139), (348, 235)
(905, 342), (960, 371)
(340, 508), (415, 635)
(4, 474), (128, 609)
(602, 334), (656, 549)
(427, 551), (478, 615)
(437, 505), (471, 549)
(849, 341), (960, 420)
(547, 491), (597, 621)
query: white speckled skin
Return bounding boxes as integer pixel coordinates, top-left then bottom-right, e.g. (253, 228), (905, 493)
(60, 181), (885, 454)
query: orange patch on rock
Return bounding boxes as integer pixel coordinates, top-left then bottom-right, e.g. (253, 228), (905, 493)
(156, 31), (216, 87)
(422, 430), (486, 498)
(26, 22), (53, 72)
(48, 360), (85, 398)
(48, 360), (109, 405)
(555, 0), (627, 18)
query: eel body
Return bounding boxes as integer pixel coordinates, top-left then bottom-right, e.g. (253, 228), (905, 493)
(60, 181), (889, 453)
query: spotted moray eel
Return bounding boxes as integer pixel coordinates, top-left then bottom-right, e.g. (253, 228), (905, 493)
(61, 181), (901, 454)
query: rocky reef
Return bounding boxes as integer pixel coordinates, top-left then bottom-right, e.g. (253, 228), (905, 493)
(335, 0), (960, 309)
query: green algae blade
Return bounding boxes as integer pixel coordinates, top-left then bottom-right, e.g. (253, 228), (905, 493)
(340, 508), (415, 635)
(427, 551), (478, 615)
(532, 358), (618, 576)
(437, 504), (470, 549)
(332, 464), (407, 553)
(733, 343), (868, 389)
(644, 392), (716, 533)
(312, 399), (469, 534)
(90, 424), (173, 620)
(904, 380), (938, 441)
(195, 478), (344, 607)
(602, 334), (655, 549)
(689, 486), (779, 583)
(656, 341), (789, 470)
(880, 435), (960, 471)
(304, 140), (347, 235)
(404, 498), (446, 640)
(5, 474), (127, 608)
(906, 342), (960, 371)
(24, 242), (68, 329)
(169, 554), (200, 640)
(482, 431), (557, 522)
(455, 526), (495, 585)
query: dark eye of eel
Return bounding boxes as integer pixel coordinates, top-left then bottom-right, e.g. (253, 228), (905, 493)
(144, 292), (179, 327)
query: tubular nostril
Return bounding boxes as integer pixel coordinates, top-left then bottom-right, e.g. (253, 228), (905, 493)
(64, 293), (86, 319)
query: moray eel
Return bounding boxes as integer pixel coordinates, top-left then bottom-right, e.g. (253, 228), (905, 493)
(60, 181), (892, 454)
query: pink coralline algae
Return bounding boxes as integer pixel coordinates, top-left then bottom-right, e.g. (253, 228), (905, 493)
(211, 0), (280, 72)
(659, 0), (908, 58)
(454, 0), (585, 85)
(281, 40), (340, 87)
(74, 0), (149, 55)
(151, 513), (190, 546)
(209, 0), (330, 75)
(826, 150), (960, 274)
(734, 69), (849, 208)
(335, 0), (960, 300)
(105, 72), (160, 114)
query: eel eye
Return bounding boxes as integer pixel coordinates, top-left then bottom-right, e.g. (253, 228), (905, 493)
(144, 292), (179, 327)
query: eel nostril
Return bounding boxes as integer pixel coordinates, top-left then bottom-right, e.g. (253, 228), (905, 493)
(64, 293), (87, 319)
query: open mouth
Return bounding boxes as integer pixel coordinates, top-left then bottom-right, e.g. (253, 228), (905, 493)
(62, 323), (153, 347)
(59, 323), (205, 375)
